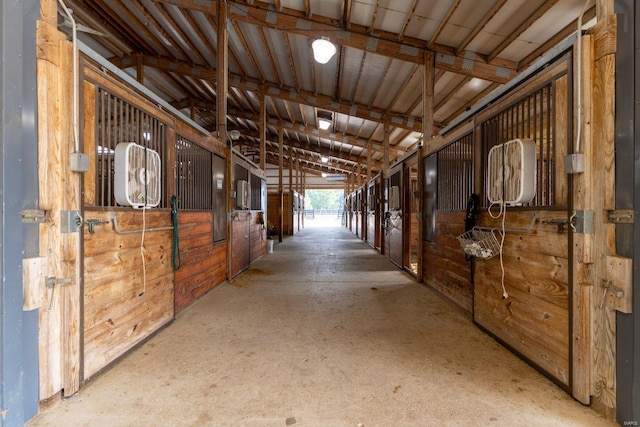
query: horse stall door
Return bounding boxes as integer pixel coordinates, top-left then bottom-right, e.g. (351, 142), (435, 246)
(366, 180), (377, 248)
(386, 168), (403, 267)
(231, 211), (251, 277)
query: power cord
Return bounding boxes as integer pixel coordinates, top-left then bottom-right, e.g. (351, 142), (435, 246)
(139, 206), (147, 297)
(488, 201), (509, 299)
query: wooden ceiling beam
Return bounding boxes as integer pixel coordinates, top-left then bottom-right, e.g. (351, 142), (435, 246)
(242, 134), (383, 172)
(263, 149), (369, 177)
(487, 0), (560, 63)
(110, 53), (423, 132)
(428, 0), (461, 49)
(150, 0), (518, 83)
(456, 0), (508, 55)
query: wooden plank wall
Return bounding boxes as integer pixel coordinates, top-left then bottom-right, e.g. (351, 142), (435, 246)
(250, 212), (267, 263)
(174, 212), (227, 313)
(83, 211), (174, 379)
(473, 211), (571, 386)
(231, 211), (251, 277)
(268, 192), (291, 235)
(423, 212), (473, 313)
(422, 58), (573, 389)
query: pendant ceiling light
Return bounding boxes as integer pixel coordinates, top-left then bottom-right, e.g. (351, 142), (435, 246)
(312, 38), (336, 64)
(317, 117), (332, 130)
(317, 110), (333, 130)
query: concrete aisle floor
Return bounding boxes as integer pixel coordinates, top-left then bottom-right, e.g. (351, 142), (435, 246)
(28, 225), (616, 427)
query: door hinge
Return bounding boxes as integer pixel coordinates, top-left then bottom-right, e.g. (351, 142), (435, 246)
(607, 210), (634, 224)
(21, 209), (45, 224)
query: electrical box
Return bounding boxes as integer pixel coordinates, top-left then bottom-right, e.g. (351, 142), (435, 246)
(563, 153), (585, 174)
(61, 210), (81, 233)
(70, 152), (90, 172)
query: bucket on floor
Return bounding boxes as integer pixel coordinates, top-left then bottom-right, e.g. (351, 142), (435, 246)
(267, 239), (274, 253)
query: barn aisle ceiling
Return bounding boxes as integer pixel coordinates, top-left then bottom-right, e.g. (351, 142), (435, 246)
(62, 0), (595, 176)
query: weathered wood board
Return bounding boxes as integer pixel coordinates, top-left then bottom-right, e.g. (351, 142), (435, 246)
(83, 210), (174, 379)
(174, 211), (227, 313)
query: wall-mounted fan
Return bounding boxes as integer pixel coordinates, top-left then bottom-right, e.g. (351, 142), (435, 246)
(236, 179), (250, 209)
(388, 185), (400, 210)
(114, 142), (161, 208)
(487, 138), (536, 206)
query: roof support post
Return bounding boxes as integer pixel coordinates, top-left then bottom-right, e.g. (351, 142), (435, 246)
(418, 50), (435, 283)
(259, 89), (266, 171)
(278, 125), (284, 242)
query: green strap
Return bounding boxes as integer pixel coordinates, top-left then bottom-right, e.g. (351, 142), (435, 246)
(171, 195), (181, 271)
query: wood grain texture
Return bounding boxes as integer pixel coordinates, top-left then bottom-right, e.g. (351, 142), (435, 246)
(422, 212), (473, 313)
(175, 211), (227, 313)
(83, 210), (174, 380)
(37, 21), (82, 398)
(590, 41), (617, 410)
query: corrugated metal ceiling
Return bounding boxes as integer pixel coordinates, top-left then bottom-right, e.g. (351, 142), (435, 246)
(63, 0), (594, 178)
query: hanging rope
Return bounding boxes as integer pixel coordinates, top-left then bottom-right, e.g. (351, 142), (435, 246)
(171, 195), (181, 271)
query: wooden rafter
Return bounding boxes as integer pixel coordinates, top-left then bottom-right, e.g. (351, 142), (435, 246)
(519, 5), (596, 70)
(428, 0), (461, 49)
(110, 54), (423, 132)
(341, 0), (352, 30)
(434, 76), (472, 112)
(487, 0), (560, 63)
(231, 20), (264, 82)
(149, 0), (518, 83)
(367, 58), (393, 108)
(398, 0), (420, 41)
(258, 26), (281, 84)
(152, 0), (208, 64)
(456, 0), (508, 55)
(368, 0), (381, 34)
(205, 13), (247, 79)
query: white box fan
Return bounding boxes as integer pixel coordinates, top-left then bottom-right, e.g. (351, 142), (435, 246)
(114, 142), (161, 208)
(236, 179), (250, 209)
(487, 138), (536, 206)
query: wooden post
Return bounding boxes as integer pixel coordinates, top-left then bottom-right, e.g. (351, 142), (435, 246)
(259, 90), (266, 171)
(571, 30), (594, 408)
(278, 126), (284, 242)
(136, 54), (144, 84)
(383, 123), (390, 174)
(367, 140), (372, 182)
(418, 50), (435, 283)
(218, 0), (232, 279)
(36, 14), (81, 397)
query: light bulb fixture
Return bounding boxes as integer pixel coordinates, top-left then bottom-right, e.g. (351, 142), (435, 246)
(317, 110), (333, 131)
(312, 37), (337, 64)
(320, 156), (329, 163)
(318, 118), (332, 130)
(229, 129), (241, 141)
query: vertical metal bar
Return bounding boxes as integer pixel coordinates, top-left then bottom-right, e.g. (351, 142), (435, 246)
(547, 85), (553, 205)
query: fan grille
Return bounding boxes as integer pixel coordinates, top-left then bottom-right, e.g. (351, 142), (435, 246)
(115, 142), (162, 208)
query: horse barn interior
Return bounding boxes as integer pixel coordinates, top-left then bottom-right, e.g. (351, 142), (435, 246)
(2, 0), (640, 425)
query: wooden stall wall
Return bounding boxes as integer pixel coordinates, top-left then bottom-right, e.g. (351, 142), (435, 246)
(174, 125), (228, 313)
(174, 212), (227, 313)
(231, 158), (266, 278)
(422, 57), (574, 389)
(423, 212), (473, 313)
(471, 58), (572, 389)
(81, 63), (178, 380)
(250, 212), (267, 263)
(231, 211), (252, 276)
(82, 211), (174, 378)
(267, 192), (292, 236)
